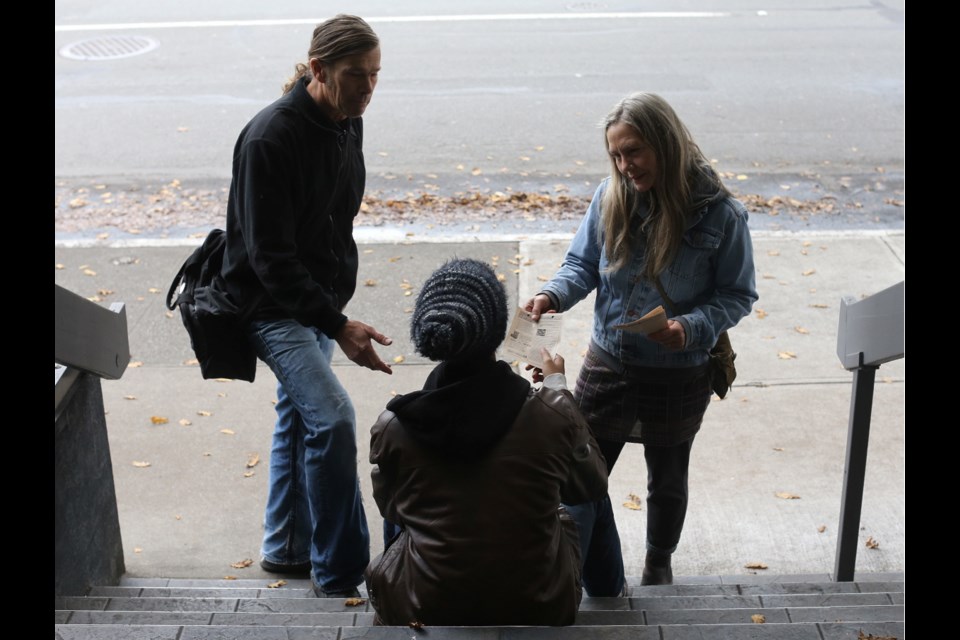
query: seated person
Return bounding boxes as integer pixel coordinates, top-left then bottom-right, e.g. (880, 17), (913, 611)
(364, 258), (609, 626)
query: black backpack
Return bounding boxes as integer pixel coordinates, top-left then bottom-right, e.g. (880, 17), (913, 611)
(166, 229), (259, 382)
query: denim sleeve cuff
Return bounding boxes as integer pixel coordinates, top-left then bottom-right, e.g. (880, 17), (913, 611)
(538, 290), (561, 312)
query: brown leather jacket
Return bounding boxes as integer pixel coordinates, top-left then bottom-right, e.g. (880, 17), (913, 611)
(364, 363), (607, 627)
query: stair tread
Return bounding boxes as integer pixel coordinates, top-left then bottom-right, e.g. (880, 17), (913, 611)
(54, 621), (906, 640)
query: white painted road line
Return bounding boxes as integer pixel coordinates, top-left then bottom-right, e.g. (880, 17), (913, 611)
(55, 12), (730, 32)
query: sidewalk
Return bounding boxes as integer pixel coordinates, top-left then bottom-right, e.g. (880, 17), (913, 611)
(53, 229), (905, 581)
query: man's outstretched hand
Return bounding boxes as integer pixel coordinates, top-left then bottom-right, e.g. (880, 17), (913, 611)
(335, 320), (393, 374)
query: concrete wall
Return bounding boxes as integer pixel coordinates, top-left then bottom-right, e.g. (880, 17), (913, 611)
(55, 372), (125, 596)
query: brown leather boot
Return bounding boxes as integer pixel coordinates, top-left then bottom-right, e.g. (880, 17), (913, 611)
(640, 550), (673, 585)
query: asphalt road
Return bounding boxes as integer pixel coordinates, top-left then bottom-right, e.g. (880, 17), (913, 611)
(55, 0), (905, 236)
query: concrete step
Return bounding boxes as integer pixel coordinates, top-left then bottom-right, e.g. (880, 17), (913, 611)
(56, 574), (905, 639)
(55, 621), (907, 640)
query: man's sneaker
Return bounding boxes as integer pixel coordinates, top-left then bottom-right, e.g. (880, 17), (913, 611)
(312, 583), (362, 598)
(259, 558), (311, 576)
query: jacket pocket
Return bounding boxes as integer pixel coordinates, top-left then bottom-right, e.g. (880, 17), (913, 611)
(668, 228), (723, 288)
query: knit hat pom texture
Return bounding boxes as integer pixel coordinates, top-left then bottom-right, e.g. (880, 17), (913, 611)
(411, 259), (509, 362)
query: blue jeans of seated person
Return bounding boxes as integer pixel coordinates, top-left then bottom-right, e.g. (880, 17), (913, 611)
(247, 318), (370, 592)
(565, 437), (694, 596)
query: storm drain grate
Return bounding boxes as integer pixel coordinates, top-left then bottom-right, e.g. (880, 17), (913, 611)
(59, 35), (159, 61)
(566, 2), (609, 10)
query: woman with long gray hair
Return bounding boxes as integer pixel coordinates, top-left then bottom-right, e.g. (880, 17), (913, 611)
(525, 92), (758, 592)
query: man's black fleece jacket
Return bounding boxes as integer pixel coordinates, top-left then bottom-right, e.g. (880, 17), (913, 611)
(221, 76), (365, 338)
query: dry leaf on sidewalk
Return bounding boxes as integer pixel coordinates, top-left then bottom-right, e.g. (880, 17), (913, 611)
(622, 494), (643, 510)
(865, 536), (880, 549)
(774, 492), (800, 499)
(267, 580), (286, 588)
(744, 562), (768, 570)
(345, 597), (367, 606)
(751, 614), (766, 623)
(230, 559), (253, 569)
(150, 416), (169, 425)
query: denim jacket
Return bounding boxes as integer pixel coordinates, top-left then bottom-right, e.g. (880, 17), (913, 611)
(541, 177), (758, 369)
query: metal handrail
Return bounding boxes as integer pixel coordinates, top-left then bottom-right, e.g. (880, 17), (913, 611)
(54, 284), (130, 414)
(833, 280), (904, 581)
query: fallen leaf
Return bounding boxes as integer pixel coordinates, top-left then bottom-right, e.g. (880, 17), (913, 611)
(755, 308), (768, 319)
(858, 630), (897, 640)
(175, 515), (182, 520)
(751, 614), (766, 623)
(364, 279), (377, 286)
(736, 174), (749, 180)
(778, 351), (797, 359)
(230, 559), (254, 569)
(56, 263), (65, 270)
(184, 358), (200, 365)
(345, 597), (367, 606)
(147, 287), (161, 294)
(134, 547), (142, 554)
(801, 269), (816, 276)
(817, 525), (827, 533)
(220, 428), (235, 435)
(794, 326), (809, 334)
(471, 168), (482, 176)
(394, 355), (405, 364)
(223, 575), (237, 580)
(150, 416), (169, 425)
(82, 268), (97, 276)
(772, 447), (784, 452)
(809, 303), (829, 309)
(243, 471), (255, 478)
(409, 621), (425, 629)
(98, 289), (114, 296)
(132, 461), (151, 468)
(69, 198), (88, 208)
(177, 126), (189, 132)
(622, 493), (643, 510)
(744, 562), (768, 569)
(865, 536), (880, 549)
(496, 273), (507, 282)
(124, 395), (137, 400)
(129, 361), (143, 368)
(267, 580), (287, 588)
(179, 419), (192, 426)
(537, 275), (550, 282)
(767, 250), (780, 256)
(197, 410), (212, 416)
(774, 492), (801, 499)
(246, 453), (260, 468)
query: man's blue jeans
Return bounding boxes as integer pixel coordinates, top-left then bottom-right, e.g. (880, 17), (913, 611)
(247, 318), (370, 592)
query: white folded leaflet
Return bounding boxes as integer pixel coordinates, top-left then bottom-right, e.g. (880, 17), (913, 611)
(501, 307), (562, 366)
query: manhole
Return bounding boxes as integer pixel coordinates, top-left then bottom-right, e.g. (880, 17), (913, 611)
(59, 35), (159, 61)
(566, 1), (609, 10)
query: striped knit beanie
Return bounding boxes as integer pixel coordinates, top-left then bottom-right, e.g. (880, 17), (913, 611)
(411, 258), (508, 362)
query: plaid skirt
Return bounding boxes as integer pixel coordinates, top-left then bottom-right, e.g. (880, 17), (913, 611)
(574, 342), (712, 447)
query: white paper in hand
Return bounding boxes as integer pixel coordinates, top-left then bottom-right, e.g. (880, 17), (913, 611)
(502, 308), (562, 366)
